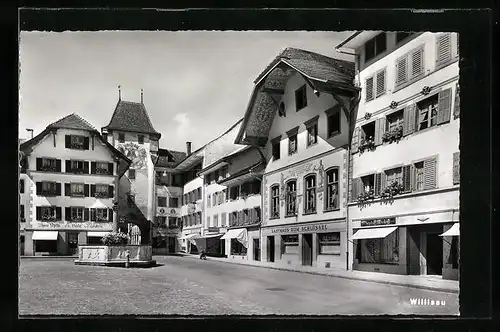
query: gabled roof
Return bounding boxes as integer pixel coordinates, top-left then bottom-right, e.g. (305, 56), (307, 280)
(102, 100), (161, 137)
(155, 148), (187, 168)
(47, 113), (97, 131)
(254, 47), (355, 86)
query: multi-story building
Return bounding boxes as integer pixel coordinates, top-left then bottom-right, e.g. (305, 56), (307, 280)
(176, 142), (204, 253)
(197, 119), (264, 260)
(101, 91), (161, 243)
(19, 139), (28, 255)
(235, 48), (359, 270)
(20, 114), (131, 256)
(336, 32), (460, 280)
(152, 147), (186, 254)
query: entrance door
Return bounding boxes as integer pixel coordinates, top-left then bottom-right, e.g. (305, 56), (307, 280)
(426, 233), (443, 275)
(302, 234), (313, 266)
(68, 233), (78, 255)
(253, 238), (260, 261)
(267, 236), (275, 262)
(168, 237), (176, 253)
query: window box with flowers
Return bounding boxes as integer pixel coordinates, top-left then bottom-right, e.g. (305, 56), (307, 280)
(94, 191), (109, 199)
(96, 167), (110, 175)
(358, 136), (376, 154)
(357, 189), (375, 203)
(382, 125), (403, 144)
(379, 181), (404, 200)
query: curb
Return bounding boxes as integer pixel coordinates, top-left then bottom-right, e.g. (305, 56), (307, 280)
(175, 254), (458, 294)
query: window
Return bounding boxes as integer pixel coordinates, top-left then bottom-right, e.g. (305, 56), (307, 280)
(118, 133), (125, 143)
(206, 216), (211, 227)
(414, 161), (425, 191)
(325, 169), (339, 211)
(295, 85), (307, 111)
(229, 186), (238, 200)
(95, 184), (109, 198)
(272, 139), (281, 161)
(128, 169), (136, 179)
(207, 193), (211, 207)
(307, 123), (318, 146)
(20, 204), (25, 221)
(254, 207), (261, 223)
(70, 135), (85, 149)
(169, 197), (179, 207)
(197, 188), (202, 199)
(95, 161), (111, 175)
(95, 208), (108, 222)
(197, 212), (202, 225)
(365, 33), (387, 62)
(288, 133), (298, 155)
(453, 152), (460, 185)
(39, 206), (57, 221)
(168, 217), (177, 228)
(304, 175), (317, 214)
(71, 207), (84, 222)
(69, 160), (86, 174)
(285, 180), (297, 217)
(213, 214), (219, 227)
(249, 179), (261, 195)
(270, 185), (280, 219)
(395, 46), (424, 87)
(70, 183), (85, 197)
(385, 167), (403, 187)
(436, 33), (452, 67)
(158, 197), (167, 207)
(360, 121), (375, 145)
(318, 232), (341, 255)
(214, 169), (220, 181)
(449, 237), (459, 269)
(231, 238), (247, 255)
(417, 94), (439, 131)
(102, 133), (108, 142)
(386, 109), (404, 132)
(396, 32), (412, 44)
(20, 179), (24, 194)
(230, 212), (238, 227)
(282, 235), (299, 254)
(212, 193), (217, 206)
(40, 158), (57, 172)
(358, 228), (399, 264)
(41, 181), (58, 196)
(327, 108), (341, 138)
(360, 174), (375, 195)
(138, 135), (144, 144)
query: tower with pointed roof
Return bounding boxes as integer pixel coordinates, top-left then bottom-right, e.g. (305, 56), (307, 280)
(101, 90), (161, 243)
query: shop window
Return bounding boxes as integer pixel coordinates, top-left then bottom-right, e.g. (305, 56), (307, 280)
(288, 133), (298, 155)
(270, 184), (280, 219)
(272, 139), (281, 161)
(358, 228), (399, 264)
(282, 235), (299, 254)
(325, 168), (339, 211)
(118, 133), (125, 143)
(295, 85), (307, 111)
(417, 94), (439, 131)
(157, 197), (167, 207)
(304, 175), (317, 214)
(307, 123), (318, 146)
(285, 180), (297, 217)
(318, 232), (341, 255)
(36, 239), (57, 253)
(365, 33), (387, 62)
(231, 238), (247, 255)
(327, 107), (341, 137)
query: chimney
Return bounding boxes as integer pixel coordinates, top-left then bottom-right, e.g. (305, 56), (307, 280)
(140, 89), (143, 103)
(118, 85), (121, 100)
(186, 141), (192, 155)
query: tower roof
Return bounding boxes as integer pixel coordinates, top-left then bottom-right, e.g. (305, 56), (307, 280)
(102, 100), (161, 137)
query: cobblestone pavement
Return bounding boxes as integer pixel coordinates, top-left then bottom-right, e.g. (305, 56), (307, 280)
(19, 256), (459, 316)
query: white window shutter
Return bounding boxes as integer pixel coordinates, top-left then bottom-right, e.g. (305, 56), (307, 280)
(395, 56), (408, 86)
(376, 69), (386, 97)
(366, 76), (374, 101)
(436, 33), (452, 66)
(411, 47), (424, 78)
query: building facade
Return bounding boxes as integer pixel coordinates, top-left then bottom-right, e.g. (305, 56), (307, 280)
(152, 148), (186, 254)
(101, 93), (161, 243)
(20, 114), (130, 256)
(235, 48), (359, 270)
(337, 32), (460, 280)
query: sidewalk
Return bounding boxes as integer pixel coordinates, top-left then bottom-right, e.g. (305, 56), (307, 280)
(176, 253), (459, 294)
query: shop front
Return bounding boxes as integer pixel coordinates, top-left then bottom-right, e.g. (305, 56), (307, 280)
(221, 226), (260, 261)
(351, 210), (459, 280)
(179, 233), (200, 254)
(261, 219), (347, 270)
(194, 233), (224, 257)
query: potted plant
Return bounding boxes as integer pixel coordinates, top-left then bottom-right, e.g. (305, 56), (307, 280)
(379, 181), (405, 200)
(359, 136), (376, 154)
(382, 126), (403, 144)
(357, 189), (375, 203)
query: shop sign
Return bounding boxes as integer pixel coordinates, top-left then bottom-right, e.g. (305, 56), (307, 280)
(360, 218), (396, 227)
(208, 227), (219, 233)
(264, 222), (335, 236)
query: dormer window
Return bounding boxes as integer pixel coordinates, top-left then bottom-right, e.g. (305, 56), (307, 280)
(365, 33), (387, 62)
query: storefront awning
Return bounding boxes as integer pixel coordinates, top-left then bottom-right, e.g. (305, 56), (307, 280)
(221, 228), (248, 248)
(352, 226), (398, 240)
(179, 233), (199, 240)
(198, 233), (224, 239)
(32, 231), (59, 240)
(439, 223), (460, 237)
(87, 231), (111, 238)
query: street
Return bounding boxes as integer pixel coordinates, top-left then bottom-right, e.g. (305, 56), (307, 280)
(19, 256), (459, 316)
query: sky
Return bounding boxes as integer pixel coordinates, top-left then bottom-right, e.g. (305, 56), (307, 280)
(19, 31), (354, 153)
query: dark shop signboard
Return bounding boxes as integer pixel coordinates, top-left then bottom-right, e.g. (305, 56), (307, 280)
(262, 222), (343, 236)
(360, 218), (396, 227)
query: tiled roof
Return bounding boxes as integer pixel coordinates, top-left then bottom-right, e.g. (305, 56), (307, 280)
(155, 148), (187, 168)
(254, 47), (355, 86)
(103, 100), (160, 136)
(47, 113), (98, 132)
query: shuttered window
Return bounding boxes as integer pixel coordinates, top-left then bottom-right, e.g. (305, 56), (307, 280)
(395, 56), (408, 86)
(454, 83), (460, 120)
(436, 33), (452, 66)
(453, 152), (460, 184)
(411, 48), (424, 78)
(365, 76), (374, 101)
(221, 212), (226, 227)
(376, 69), (386, 97)
(414, 157), (437, 191)
(395, 46), (425, 87)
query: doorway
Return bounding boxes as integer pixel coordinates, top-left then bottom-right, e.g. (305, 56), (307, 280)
(426, 233), (443, 275)
(253, 238), (260, 261)
(68, 232), (78, 255)
(302, 234), (313, 266)
(267, 236), (275, 262)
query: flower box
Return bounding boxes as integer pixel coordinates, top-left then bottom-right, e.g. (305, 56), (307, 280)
(94, 192), (109, 199)
(357, 190), (375, 203)
(380, 181), (405, 200)
(96, 168), (110, 175)
(382, 126), (403, 144)
(359, 137), (376, 154)
(40, 166), (57, 172)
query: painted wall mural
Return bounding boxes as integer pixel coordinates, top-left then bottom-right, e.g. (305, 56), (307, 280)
(117, 142), (149, 169)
